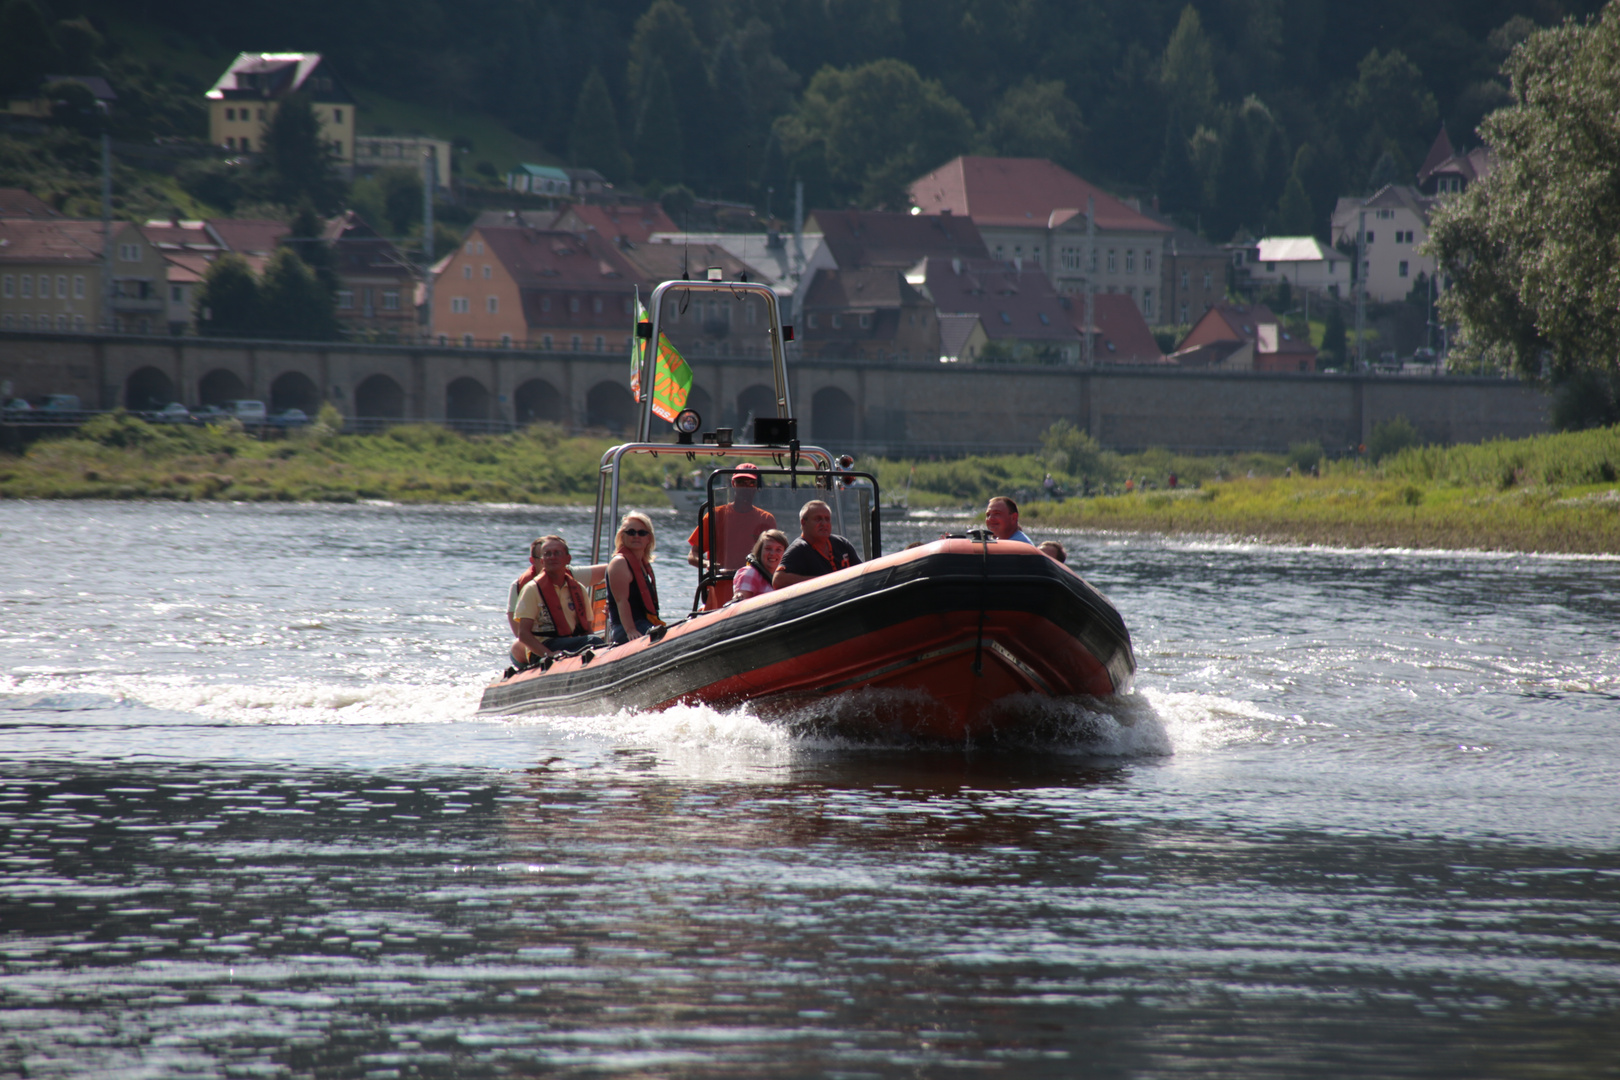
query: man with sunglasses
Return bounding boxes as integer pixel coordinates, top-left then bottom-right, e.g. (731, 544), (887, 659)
(687, 462), (777, 608)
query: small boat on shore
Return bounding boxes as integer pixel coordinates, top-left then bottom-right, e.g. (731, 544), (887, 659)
(478, 274), (1135, 740)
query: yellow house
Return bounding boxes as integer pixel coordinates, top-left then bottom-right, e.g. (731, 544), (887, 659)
(0, 218), (166, 334)
(205, 53), (355, 167)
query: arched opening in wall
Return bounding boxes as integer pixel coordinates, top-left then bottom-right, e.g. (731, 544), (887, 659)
(585, 381), (636, 434)
(355, 374), (405, 418)
(198, 368), (248, 407)
(513, 379), (564, 427)
(270, 371), (321, 414)
(736, 384), (777, 442)
(812, 386), (856, 445)
(124, 366), (175, 411)
(445, 377), (491, 426)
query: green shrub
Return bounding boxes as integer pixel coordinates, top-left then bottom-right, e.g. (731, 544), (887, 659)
(1288, 440), (1324, 472)
(1369, 416), (1420, 461)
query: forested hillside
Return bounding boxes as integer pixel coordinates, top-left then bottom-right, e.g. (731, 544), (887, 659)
(2, 0), (1606, 240)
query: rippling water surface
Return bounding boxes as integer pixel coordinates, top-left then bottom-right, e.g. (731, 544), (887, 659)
(2, 501), (1618, 1078)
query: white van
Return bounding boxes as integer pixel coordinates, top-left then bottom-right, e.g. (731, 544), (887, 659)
(223, 400), (267, 422)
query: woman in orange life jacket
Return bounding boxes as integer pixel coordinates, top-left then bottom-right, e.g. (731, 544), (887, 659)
(510, 535), (598, 664)
(606, 511), (661, 645)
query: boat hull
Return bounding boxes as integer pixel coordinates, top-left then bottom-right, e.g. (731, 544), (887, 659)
(477, 539), (1134, 740)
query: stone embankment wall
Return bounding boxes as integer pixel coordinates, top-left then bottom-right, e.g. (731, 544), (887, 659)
(0, 331), (1549, 455)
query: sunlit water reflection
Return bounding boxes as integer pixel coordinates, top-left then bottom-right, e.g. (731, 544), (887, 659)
(2, 501), (1618, 1078)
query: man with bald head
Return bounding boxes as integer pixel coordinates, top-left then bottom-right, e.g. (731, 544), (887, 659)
(772, 499), (861, 589)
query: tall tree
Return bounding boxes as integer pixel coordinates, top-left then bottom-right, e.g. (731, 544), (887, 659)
(983, 79), (1086, 168)
(1429, 7), (1620, 384)
(1160, 5), (1218, 127)
(0, 0), (57, 97)
(632, 58), (685, 186)
(260, 247), (338, 341)
(774, 59), (975, 209)
(1273, 173), (1315, 236)
(569, 67), (630, 183)
(261, 94), (345, 212)
(286, 203), (339, 296)
(194, 253), (263, 338)
(1346, 49), (1439, 181)
(627, 0), (707, 184)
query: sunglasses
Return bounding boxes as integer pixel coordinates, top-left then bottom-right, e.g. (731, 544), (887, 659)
(622, 528), (651, 537)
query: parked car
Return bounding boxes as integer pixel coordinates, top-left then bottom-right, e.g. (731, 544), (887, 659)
(39, 394), (83, 413)
(2, 397), (32, 416)
(150, 402), (193, 424)
(269, 408), (308, 429)
(222, 400), (268, 423)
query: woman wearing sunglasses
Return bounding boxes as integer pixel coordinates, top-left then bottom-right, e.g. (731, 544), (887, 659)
(606, 511), (661, 645)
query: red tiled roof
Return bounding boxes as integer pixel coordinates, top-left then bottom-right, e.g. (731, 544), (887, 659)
(163, 251), (215, 285)
(207, 219), (289, 255)
(558, 202), (679, 247)
(619, 241), (753, 285)
(0, 189), (59, 219)
(811, 209), (989, 269)
(1080, 293), (1165, 364)
(1175, 300), (1316, 359)
(0, 218), (106, 263)
(478, 225), (642, 292)
(922, 257), (1079, 344)
(908, 157), (1170, 234)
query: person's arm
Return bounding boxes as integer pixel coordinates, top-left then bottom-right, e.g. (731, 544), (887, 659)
(771, 568), (814, 589)
(606, 556), (645, 641)
(687, 544), (703, 568)
(515, 617), (550, 659)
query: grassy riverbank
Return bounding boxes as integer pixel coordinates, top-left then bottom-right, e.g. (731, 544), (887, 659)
(2, 411), (1616, 553)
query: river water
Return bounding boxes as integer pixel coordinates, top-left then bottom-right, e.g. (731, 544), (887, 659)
(2, 500), (1617, 1079)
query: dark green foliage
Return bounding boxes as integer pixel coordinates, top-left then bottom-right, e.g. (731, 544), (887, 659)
(1369, 415), (1421, 461)
(631, 58), (684, 186)
(1288, 440), (1324, 471)
(260, 247), (338, 341)
(0, 0), (57, 97)
(984, 80), (1085, 167)
(286, 203), (338, 295)
(260, 95), (346, 213)
(194, 253), (262, 337)
(41, 80), (102, 134)
(1550, 371), (1620, 433)
(569, 68), (629, 183)
(1321, 307), (1348, 368)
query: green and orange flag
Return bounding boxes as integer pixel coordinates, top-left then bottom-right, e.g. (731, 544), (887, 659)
(629, 290), (693, 422)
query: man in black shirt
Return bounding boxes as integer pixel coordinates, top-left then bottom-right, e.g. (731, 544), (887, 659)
(773, 499), (860, 589)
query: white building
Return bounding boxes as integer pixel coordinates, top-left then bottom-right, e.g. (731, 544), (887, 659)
(1241, 236), (1351, 298)
(1330, 186), (1438, 303)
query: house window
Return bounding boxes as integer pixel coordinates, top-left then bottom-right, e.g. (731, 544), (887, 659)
(463, 333), (474, 347)
(994, 246), (1004, 259)
(595, 335), (606, 351)
(1125, 250), (1135, 273)
(1180, 270), (1189, 289)
(382, 290), (400, 310)
(465, 241), (476, 254)
(1107, 249), (1117, 272)
(858, 313), (871, 329)
(501, 334), (512, 347)
(56, 313), (67, 330)
(338, 290), (355, 309)
(541, 296), (551, 313)
(73, 275), (84, 299)
(171, 285), (183, 302)
(593, 297), (603, 314)
(1000, 311), (1011, 324)
(1143, 288), (1154, 318)
(482, 265), (491, 279)
(831, 314), (842, 329)
(1062, 247), (1079, 270)
(542, 334), (553, 349)
(225, 136), (235, 150)
(569, 297), (580, 313)
(242, 137), (251, 152)
(20, 276), (31, 298)
(1179, 303), (1189, 323)
(624, 297), (634, 315)
(119, 244), (141, 262)
(333, 108), (343, 124)
(1365, 231), (1375, 244)
(745, 300), (757, 324)
(2, 274), (12, 298)
(462, 265), (472, 279)
(486, 296), (498, 313)
(1399, 261), (1409, 278)
(73, 315), (83, 330)
(1089, 249), (1098, 272)
(450, 297), (468, 313)
(18, 314), (29, 328)
(1202, 271), (1213, 290)
(1144, 250), (1154, 273)
(807, 314), (818, 329)
(570, 334), (581, 350)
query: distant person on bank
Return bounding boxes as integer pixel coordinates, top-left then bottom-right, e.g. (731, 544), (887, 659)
(687, 462), (776, 607)
(985, 496), (1034, 544)
(510, 535), (597, 664)
(772, 500), (860, 589)
(606, 512), (661, 645)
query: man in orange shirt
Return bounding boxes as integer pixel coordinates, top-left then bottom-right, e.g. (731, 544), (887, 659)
(687, 462), (777, 607)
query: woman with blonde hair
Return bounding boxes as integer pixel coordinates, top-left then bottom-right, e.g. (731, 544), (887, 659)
(606, 511), (661, 644)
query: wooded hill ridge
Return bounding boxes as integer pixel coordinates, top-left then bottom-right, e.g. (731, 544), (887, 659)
(1, 0), (1603, 242)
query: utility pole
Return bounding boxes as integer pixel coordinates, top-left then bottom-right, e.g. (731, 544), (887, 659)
(101, 132), (114, 334)
(1355, 209), (1366, 371)
(422, 149), (436, 343)
(1083, 196), (1095, 366)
